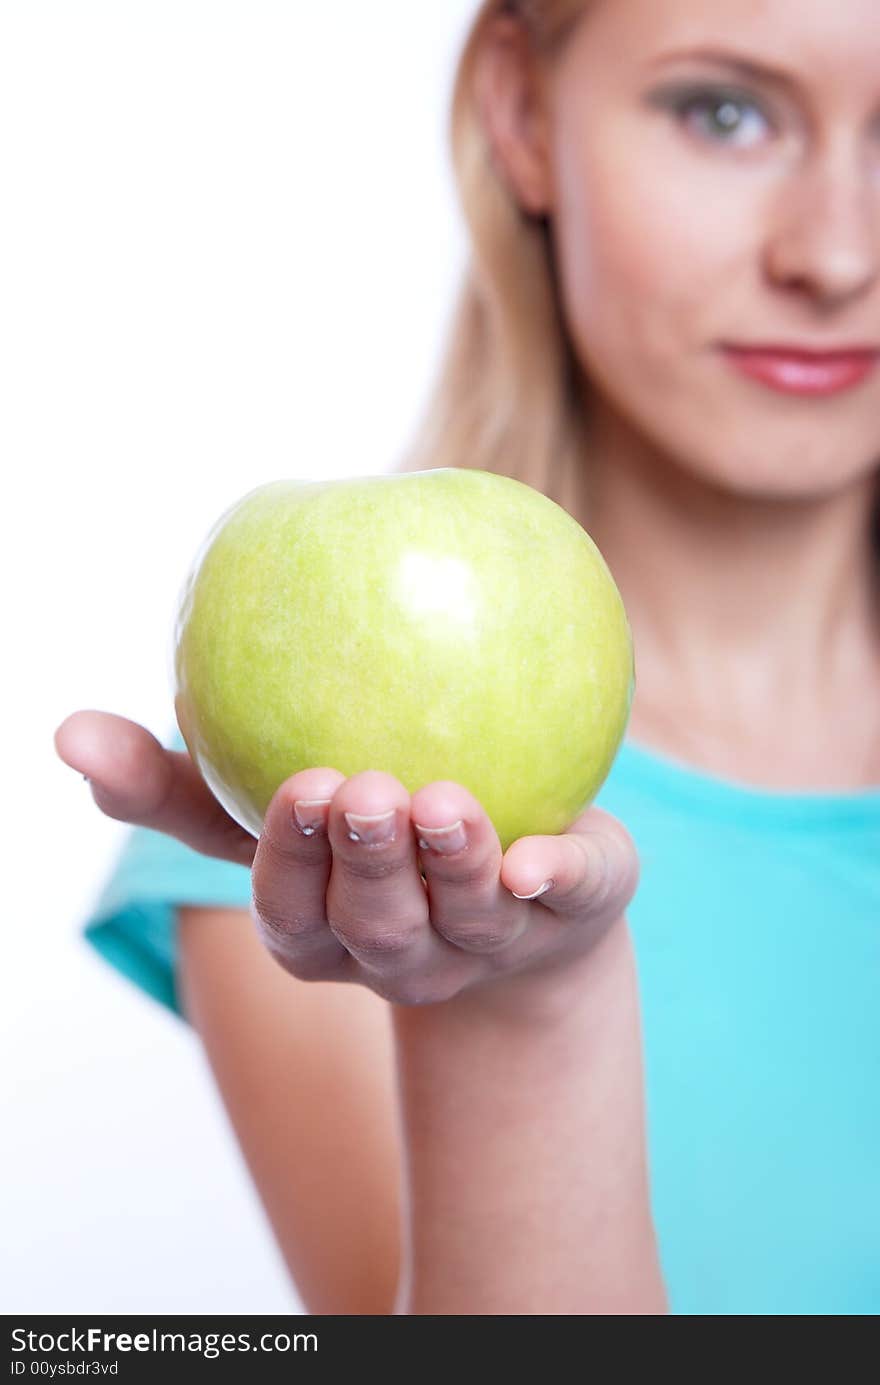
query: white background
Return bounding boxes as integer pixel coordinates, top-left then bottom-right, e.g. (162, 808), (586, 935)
(1, 0), (475, 1313)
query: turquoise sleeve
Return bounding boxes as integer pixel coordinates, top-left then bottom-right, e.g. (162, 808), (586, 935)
(80, 729), (252, 1022)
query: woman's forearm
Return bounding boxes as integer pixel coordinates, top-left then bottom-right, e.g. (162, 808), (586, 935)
(390, 916), (667, 1315)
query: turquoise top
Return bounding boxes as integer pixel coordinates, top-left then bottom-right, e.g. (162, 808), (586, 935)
(81, 728), (880, 1315)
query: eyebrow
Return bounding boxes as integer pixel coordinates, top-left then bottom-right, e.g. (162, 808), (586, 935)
(646, 46), (803, 94)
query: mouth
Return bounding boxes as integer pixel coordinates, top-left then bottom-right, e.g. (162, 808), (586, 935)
(719, 344), (879, 397)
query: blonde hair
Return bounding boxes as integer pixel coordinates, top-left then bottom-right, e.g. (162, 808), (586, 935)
(395, 0), (880, 571)
(394, 0), (593, 523)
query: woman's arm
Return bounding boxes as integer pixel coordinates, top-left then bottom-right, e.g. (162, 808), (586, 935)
(58, 712), (664, 1315)
(177, 906), (403, 1315)
(392, 914), (667, 1315)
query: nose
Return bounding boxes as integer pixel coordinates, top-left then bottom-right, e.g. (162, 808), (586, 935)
(764, 144), (880, 309)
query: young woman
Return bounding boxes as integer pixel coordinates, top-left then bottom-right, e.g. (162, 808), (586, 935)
(55, 0), (880, 1315)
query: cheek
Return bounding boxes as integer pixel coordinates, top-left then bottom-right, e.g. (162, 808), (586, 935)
(554, 149), (746, 379)
(553, 157), (880, 496)
(547, 129), (880, 497)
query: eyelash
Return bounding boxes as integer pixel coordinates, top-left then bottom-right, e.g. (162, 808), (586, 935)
(661, 84), (774, 148)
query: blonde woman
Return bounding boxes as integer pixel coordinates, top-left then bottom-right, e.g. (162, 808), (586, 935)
(56, 0), (880, 1315)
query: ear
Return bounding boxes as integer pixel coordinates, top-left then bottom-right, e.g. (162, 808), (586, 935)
(473, 15), (555, 217)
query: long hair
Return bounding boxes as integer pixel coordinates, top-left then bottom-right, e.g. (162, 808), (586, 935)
(393, 0), (880, 572)
(393, 0), (593, 525)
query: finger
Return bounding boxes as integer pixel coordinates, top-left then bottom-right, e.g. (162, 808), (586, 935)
(250, 767), (349, 980)
(54, 709), (257, 867)
(325, 771), (453, 978)
(410, 780), (529, 953)
(500, 806), (641, 924)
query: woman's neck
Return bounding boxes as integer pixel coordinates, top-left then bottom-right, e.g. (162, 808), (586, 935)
(577, 416), (880, 791)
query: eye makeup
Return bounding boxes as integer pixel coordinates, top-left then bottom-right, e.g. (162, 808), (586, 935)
(645, 82), (777, 149)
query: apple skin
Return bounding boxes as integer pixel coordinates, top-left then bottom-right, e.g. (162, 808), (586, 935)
(173, 468), (635, 852)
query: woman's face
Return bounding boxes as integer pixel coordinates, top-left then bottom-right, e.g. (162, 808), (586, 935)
(519, 0), (880, 499)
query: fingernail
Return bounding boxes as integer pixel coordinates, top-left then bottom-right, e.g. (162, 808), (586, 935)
(344, 809), (397, 845)
(293, 798), (332, 836)
(511, 879), (554, 900)
(415, 820), (467, 855)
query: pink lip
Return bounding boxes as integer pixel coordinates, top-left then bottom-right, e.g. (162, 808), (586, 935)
(721, 346), (878, 396)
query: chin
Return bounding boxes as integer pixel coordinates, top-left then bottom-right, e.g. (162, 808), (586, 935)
(653, 400), (877, 503)
(681, 447), (875, 506)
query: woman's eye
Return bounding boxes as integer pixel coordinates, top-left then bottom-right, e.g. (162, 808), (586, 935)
(663, 86), (773, 149)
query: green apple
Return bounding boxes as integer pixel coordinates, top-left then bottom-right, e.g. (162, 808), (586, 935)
(173, 468), (634, 851)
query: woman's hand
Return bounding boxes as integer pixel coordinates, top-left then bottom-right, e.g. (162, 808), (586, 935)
(55, 709), (640, 1009)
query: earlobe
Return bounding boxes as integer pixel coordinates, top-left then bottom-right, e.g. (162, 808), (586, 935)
(473, 18), (554, 217)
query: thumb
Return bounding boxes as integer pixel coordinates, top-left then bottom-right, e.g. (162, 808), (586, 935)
(54, 709), (257, 867)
